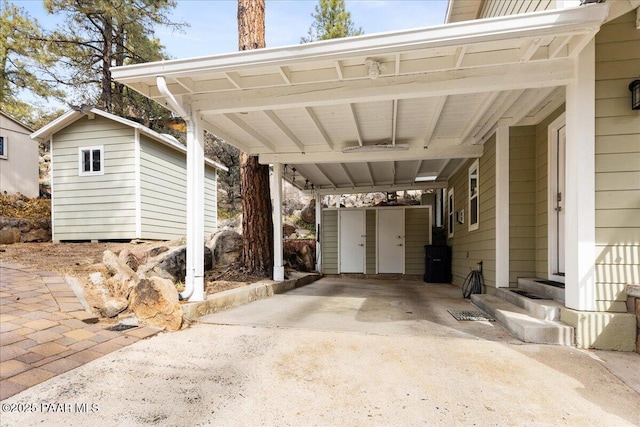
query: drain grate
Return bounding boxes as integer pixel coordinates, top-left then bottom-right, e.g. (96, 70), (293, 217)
(510, 289), (551, 300)
(447, 310), (495, 322)
(107, 324), (138, 332)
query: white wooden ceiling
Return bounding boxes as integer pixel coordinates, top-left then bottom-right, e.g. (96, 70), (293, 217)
(112, 4), (608, 194)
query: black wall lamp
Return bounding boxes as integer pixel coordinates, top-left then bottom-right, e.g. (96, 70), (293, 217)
(630, 79), (640, 110)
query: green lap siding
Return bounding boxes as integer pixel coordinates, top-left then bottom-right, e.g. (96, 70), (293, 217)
(322, 210), (338, 274)
(51, 115), (136, 241)
(366, 210), (376, 274)
(594, 12), (640, 311)
(405, 208), (431, 275)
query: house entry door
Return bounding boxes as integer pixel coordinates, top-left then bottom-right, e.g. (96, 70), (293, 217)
(377, 209), (404, 274)
(550, 121), (566, 280)
(339, 210), (365, 273)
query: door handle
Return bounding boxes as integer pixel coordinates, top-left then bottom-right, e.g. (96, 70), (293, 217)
(555, 206), (562, 212)
(358, 243), (364, 247)
(397, 244), (403, 247)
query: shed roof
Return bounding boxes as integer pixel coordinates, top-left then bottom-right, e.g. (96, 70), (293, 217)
(112, 3), (608, 194)
(31, 107), (228, 172)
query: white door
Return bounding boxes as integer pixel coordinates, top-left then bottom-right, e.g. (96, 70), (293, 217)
(549, 116), (566, 282)
(556, 125), (566, 276)
(377, 209), (404, 273)
(339, 210), (365, 273)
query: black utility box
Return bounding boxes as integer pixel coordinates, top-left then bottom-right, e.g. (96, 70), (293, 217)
(424, 245), (451, 283)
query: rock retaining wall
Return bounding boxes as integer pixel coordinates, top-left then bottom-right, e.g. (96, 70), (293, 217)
(0, 218), (51, 244)
(627, 285), (640, 353)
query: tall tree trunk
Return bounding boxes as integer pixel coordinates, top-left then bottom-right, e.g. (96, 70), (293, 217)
(238, 0), (273, 276)
(101, 15), (114, 112)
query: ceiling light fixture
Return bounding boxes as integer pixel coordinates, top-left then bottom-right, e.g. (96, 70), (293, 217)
(365, 58), (385, 80)
(415, 173), (438, 182)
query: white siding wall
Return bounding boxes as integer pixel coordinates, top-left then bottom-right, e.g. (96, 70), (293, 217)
(52, 116), (136, 241)
(0, 113), (39, 197)
(204, 166), (218, 233)
(594, 11), (640, 311)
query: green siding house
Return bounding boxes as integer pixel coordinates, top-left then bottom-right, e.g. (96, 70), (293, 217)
(31, 108), (227, 242)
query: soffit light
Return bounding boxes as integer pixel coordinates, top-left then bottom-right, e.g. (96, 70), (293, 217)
(415, 173), (438, 182)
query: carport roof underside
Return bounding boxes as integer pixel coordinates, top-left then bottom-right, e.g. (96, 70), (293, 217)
(112, 4), (608, 195)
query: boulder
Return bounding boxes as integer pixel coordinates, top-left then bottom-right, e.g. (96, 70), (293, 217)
(103, 250), (138, 282)
(148, 246), (169, 258)
(155, 246), (213, 282)
(129, 277), (183, 331)
(97, 297), (129, 318)
(211, 230), (243, 267)
(300, 200), (316, 224)
(0, 228), (20, 244)
(283, 221), (296, 237)
(300, 244), (315, 271)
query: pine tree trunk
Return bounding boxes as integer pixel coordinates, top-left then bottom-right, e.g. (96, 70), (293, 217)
(238, 0), (273, 276)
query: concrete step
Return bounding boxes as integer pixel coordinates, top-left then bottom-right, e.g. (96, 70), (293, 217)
(518, 277), (565, 303)
(495, 288), (564, 321)
(471, 294), (574, 346)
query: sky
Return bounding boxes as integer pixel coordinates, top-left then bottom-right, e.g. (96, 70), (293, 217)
(14, 0), (450, 60)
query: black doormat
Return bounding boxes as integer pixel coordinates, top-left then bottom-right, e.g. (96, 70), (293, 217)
(107, 324), (138, 332)
(510, 289), (551, 300)
(535, 280), (565, 289)
(447, 310), (495, 322)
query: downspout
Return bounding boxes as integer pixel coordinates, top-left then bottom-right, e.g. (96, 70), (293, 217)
(156, 76), (197, 301)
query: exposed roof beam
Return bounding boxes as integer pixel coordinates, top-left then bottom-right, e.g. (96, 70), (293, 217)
(460, 91), (500, 144)
(172, 77), (194, 93)
(305, 107), (334, 151)
(315, 164), (338, 188)
(549, 35), (571, 59)
(192, 60), (574, 114)
(454, 46), (467, 68)
(225, 72), (243, 89)
(318, 181), (447, 196)
(519, 38), (544, 62)
(335, 60), (344, 80)
(349, 104), (364, 146)
(366, 163), (375, 185)
(471, 89), (525, 143)
(223, 113), (276, 152)
(279, 66), (291, 84)
(438, 159), (452, 177)
(202, 119), (251, 153)
(412, 159), (423, 182)
(340, 163), (356, 187)
(424, 96), (447, 147)
(259, 144), (484, 165)
(531, 88), (566, 123)
(510, 87), (556, 125)
(264, 110), (305, 151)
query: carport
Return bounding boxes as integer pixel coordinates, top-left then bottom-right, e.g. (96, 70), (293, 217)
(112, 4), (608, 306)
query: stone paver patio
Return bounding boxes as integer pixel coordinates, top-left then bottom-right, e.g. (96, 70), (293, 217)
(0, 263), (160, 400)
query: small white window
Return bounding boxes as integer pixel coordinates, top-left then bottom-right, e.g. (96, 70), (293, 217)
(447, 187), (454, 238)
(79, 146), (104, 176)
(468, 159), (479, 231)
(0, 136), (7, 159)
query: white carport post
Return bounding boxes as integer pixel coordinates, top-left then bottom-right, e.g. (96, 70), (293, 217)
(272, 163), (285, 281)
(315, 194), (322, 272)
(185, 113), (205, 301)
(495, 124), (510, 288)
(564, 38), (596, 311)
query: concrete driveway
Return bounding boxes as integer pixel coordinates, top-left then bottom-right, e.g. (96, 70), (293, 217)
(1, 278), (639, 426)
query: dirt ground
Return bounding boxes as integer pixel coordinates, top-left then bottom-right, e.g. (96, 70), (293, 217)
(0, 241), (266, 317)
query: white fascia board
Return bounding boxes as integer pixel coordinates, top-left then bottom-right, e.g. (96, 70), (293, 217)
(112, 4), (608, 83)
(30, 110), (82, 140)
(317, 182), (447, 196)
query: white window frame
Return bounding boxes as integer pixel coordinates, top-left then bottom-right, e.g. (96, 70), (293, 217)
(78, 146), (104, 176)
(0, 136), (7, 159)
(468, 159), (479, 232)
(447, 187), (454, 238)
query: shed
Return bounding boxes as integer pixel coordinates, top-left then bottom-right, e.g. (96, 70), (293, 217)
(0, 110), (39, 198)
(31, 107), (227, 242)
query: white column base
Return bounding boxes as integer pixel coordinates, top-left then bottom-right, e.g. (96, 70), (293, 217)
(190, 276), (205, 301)
(273, 266), (285, 282)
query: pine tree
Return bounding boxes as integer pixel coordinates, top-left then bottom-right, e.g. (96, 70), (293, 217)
(301, 0), (363, 43)
(237, 0), (274, 276)
(0, 0), (63, 123)
(41, 0), (186, 120)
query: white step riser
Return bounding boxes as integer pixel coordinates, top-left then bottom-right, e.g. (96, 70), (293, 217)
(496, 288), (562, 321)
(518, 278), (565, 303)
(472, 294), (574, 346)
